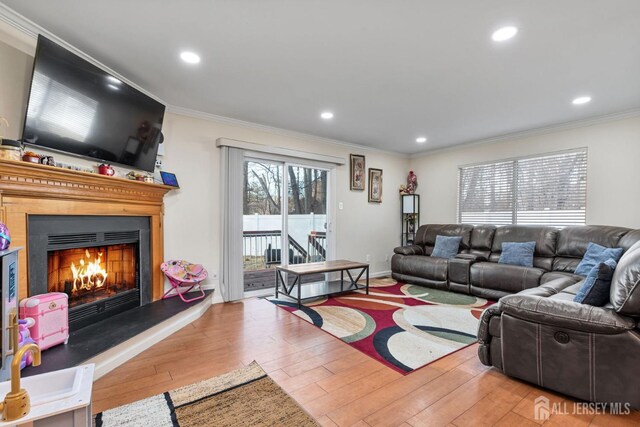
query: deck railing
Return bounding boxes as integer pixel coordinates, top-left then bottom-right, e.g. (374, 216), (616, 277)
(307, 231), (326, 262)
(242, 230), (326, 270)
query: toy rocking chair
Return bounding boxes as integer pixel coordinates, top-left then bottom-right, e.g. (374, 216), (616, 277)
(161, 260), (208, 302)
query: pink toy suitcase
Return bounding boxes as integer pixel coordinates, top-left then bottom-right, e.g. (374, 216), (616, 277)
(19, 292), (69, 350)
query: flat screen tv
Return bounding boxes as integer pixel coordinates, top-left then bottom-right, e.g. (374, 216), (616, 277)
(22, 35), (165, 172)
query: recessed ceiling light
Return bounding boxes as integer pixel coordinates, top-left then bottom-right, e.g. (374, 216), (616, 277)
(492, 26), (518, 42)
(416, 137), (427, 143)
(180, 51), (201, 64)
(107, 84), (120, 90)
(572, 96), (592, 105)
(106, 76), (122, 85)
(320, 111), (334, 120)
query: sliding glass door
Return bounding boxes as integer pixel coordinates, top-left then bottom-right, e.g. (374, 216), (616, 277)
(286, 165), (328, 265)
(242, 158), (331, 293)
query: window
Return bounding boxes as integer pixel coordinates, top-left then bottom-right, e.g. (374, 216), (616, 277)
(458, 149), (587, 226)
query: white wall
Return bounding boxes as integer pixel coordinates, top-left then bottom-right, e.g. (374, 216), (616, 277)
(0, 35), (32, 140)
(161, 112), (408, 288)
(0, 30), (408, 293)
(410, 116), (640, 228)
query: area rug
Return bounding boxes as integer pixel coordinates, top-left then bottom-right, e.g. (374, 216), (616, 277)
(268, 279), (493, 374)
(94, 361), (318, 426)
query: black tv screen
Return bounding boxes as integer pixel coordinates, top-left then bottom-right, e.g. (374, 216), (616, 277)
(22, 35), (165, 172)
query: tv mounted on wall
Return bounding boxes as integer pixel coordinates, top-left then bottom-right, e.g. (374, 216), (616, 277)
(22, 35), (165, 172)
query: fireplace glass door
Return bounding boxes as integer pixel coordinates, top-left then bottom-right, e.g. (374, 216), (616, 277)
(48, 243), (138, 309)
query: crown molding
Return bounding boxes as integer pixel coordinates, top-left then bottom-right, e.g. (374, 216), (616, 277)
(0, 2), (165, 105)
(410, 108), (640, 159)
(166, 105), (410, 159)
(3, 2), (638, 162)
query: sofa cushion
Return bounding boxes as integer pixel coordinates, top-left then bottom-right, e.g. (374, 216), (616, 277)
(393, 245), (424, 256)
(574, 259), (617, 306)
(391, 254), (448, 282)
(556, 225), (630, 258)
(461, 225), (496, 259)
(414, 224), (473, 255)
(540, 271), (583, 285)
(432, 235), (462, 258)
(617, 229), (640, 252)
(518, 276), (581, 299)
(574, 242), (623, 276)
(490, 225), (557, 271)
(610, 241), (640, 315)
(470, 262), (544, 293)
(498, 241), (536, 267)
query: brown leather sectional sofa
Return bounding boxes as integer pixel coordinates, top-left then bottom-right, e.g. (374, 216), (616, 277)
(392, 224), (640, 408)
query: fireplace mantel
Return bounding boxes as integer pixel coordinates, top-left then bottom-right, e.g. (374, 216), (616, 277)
(0, 159), (174, 300)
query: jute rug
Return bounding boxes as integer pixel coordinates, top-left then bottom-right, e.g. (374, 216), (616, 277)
(268, 279), (494, 374)
(94, 361), (318, 426)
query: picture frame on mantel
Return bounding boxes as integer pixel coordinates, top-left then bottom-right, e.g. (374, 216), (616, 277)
(368, 168), (383, 203)
(350, 154), (365, 191)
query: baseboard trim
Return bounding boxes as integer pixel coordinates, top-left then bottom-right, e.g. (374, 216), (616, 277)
(88, 292), (214, 380)
(370, 270), (391, 278)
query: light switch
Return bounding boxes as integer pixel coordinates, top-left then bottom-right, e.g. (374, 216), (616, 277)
(338, 202), (344, 210)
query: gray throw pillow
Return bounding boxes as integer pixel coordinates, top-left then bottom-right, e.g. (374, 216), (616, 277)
(498, 241), (536, 267)
(431, 235), (462, 258)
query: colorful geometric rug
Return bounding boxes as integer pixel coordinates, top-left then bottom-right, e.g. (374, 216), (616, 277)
(94, 361), (318, 426)
(268, 279), (493, 374)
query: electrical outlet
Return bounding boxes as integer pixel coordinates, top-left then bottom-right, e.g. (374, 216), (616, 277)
(366, 254), (371, 262)
(385, 254), (389, 262)
(155, 158), (163, 170)
(338, 202), (344, 210)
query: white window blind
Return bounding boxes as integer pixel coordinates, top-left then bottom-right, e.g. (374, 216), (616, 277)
(458, 149), (587, 227)
(458, 160), (514, 225)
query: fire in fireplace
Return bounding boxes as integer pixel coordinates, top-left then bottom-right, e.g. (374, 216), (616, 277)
(48, 244), (138, 309)
(28, 215), (152, 331)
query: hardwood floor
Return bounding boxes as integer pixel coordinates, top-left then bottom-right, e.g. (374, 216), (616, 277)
(93, 288), (640, 426)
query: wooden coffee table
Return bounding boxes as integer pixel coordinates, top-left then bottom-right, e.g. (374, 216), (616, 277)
(275, 260), (369, 308)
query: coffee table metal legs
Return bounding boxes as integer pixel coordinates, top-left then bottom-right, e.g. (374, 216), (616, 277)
(275, 264), (369, 308)
(366, 266), (369, 295)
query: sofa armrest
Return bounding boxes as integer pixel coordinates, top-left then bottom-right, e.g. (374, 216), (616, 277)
(393, 245), (424, 256)
(500, 295), (637, 334)
(477, 304), (503, 367)
(454, 254), (487, 262)
(478, 304), (502, 343)
(448, 254), (485, 284)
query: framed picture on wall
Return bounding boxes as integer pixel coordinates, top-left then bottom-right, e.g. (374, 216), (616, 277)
(368, 168), (383, 203)
(350, 154), (365, 191)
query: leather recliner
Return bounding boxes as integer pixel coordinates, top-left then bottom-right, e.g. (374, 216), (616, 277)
(392, 223), (640, 408)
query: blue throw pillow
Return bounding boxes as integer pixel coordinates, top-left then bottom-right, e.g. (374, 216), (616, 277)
(574, 259), (617, 306)
(431, 235), (462, 258)
(574, 243), (623, 276)
(498, 241), (536, 267)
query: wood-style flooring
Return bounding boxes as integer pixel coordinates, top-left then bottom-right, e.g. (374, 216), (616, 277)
(93, 283), (640, 426)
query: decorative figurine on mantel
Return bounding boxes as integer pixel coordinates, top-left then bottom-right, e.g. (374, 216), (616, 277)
(399, 170), (418, 195)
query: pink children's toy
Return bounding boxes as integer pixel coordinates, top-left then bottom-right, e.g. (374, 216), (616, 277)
(17, 318), (36, 369)
(161, 260), (207, 303)
(19, 292), (69, 351)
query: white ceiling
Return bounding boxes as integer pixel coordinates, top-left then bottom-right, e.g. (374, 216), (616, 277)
(2, 0), (639, 154)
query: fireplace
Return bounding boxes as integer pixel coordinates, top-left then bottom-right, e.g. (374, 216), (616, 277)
(48, 244), (138, 309)
(28, 216), (152, 330)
